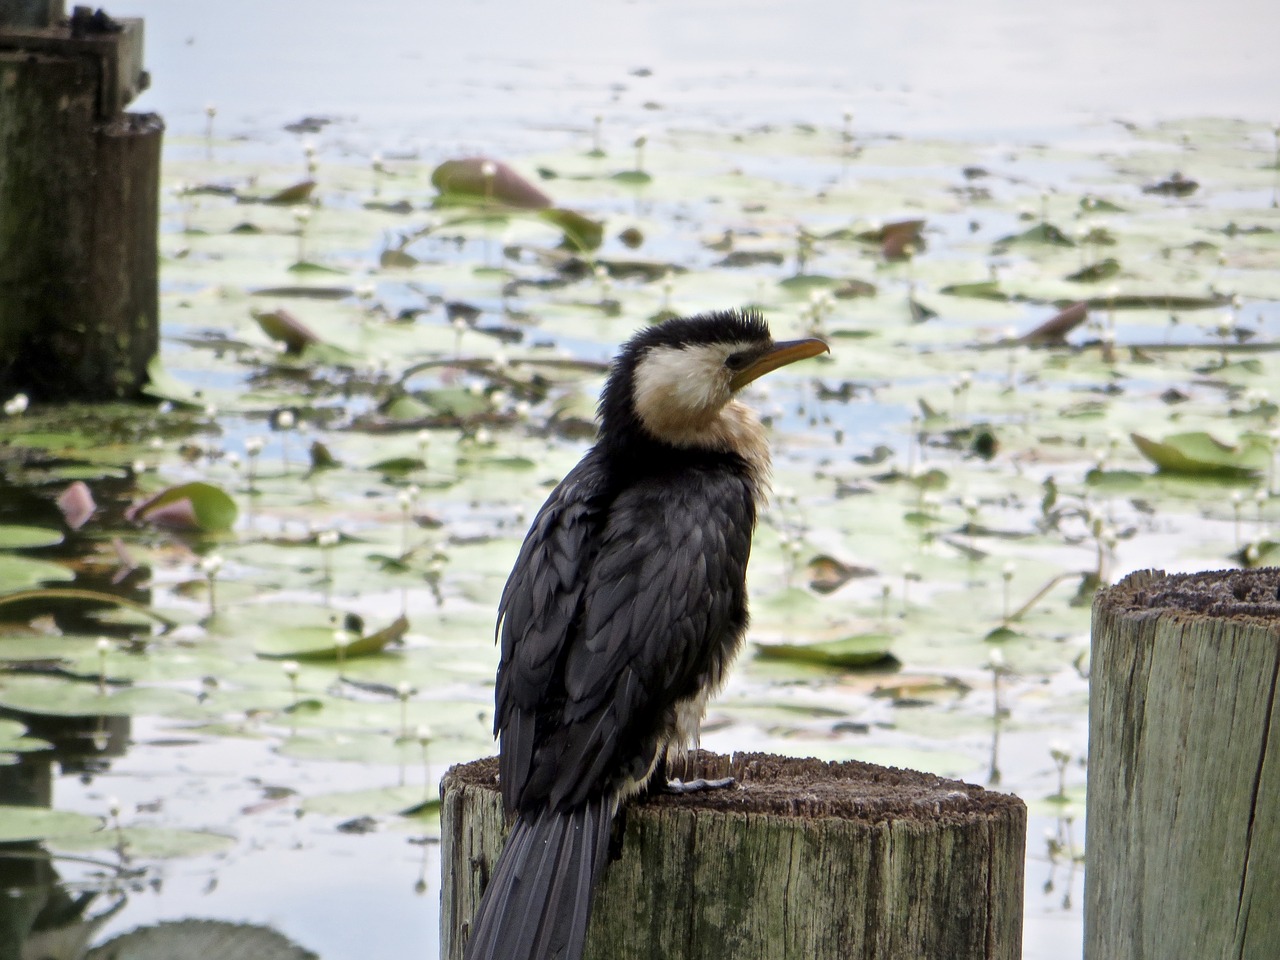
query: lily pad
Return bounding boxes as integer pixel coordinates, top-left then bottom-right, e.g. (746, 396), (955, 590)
(127, 481), (238, 533)
(0, 718), (52, 754)
(1065, 258), (1121, 283)
(54, 825), (236, 859)
(0, 555), (75, 589)
(252, 308), (323, 354)
(0, 805), (102, 843)
(1130, 431), (1271, 476)
(994, 222), (1074, 250)
(0, 525), (63, 549)
(256, 614), (409, 661)
(754, 633), (897, 670)
(431, 157), (551, 208)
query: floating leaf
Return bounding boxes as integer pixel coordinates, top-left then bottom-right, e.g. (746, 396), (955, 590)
(538, 208), (604, 252)
(1081, 292), (1225, 310)
(856, 220), (925, 259)
(1142, 172), (1198, 196)
(0, 805), (102, 843)
(259, 180), (317, 205)
(0, 555), (74, 589)
(252, 308), (322, 355)
(55, 826), (236, 859)
(807, 555), (877, 594)
(1238, 539), (1280, 567)
(431, 157), (551, 209)
(250, 285), (352, 300)
(1130, 431), (1270, 476)
(287, 260), (347, 275)
(127, 481), (238, 533)
(1019, 301), (1088, 345)
(0, 524), (63, 549)
(908, 297), (938, 323)
(0, 675), (195, 717)
(369, 456), (427, 475)
(0, 588), (177, 631)
(993, 222), (1074, 250)
(56, 481), (96, 529)
(308, 440), (339, 471)
(0, 718), (51, 754)
(85, 920), (317, 960)
(379, 247), (418, 267)
(755, 633), (897, 670)
(779, 274), (840, 293)
(939, 280), (1007, 301)
(258, 614), (409, 661)
(831, 278), (877, 299)
(1065, 258), (1121, 283)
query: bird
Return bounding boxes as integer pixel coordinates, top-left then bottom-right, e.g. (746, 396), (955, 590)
(463, 309), (828, 960)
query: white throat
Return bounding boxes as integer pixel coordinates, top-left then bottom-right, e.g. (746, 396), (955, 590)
(629, 342), (772, 493)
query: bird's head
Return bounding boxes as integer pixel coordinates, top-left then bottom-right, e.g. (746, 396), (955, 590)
(599, 310), (828, 452)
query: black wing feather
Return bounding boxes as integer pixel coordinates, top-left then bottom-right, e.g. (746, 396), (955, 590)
(496, 451), (755, 815)
(495, 453), (608, 815)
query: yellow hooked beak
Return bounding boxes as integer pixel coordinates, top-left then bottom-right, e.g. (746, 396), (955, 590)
(729, 338), (829, 391)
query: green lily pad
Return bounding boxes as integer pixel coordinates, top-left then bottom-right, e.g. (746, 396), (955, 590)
(431, 157), (551, 208)
(0, 674), (197, 718)
(538, 208), (604, 252)
(1131, 431), (1271, 476)
(128, 481), (238, 533)
(1065, 258), (1121, 283)
(0, 805), (102, 843)
(611, 170), (652, 185)
(0, 555), (75, 589)
(0, 525), (64, 549)
(86, 920), (318, 960)
(754, 633), (897, 669)
(0, 718), (51, 754)
(994, 222), (1074, 249)
(938, 280), (1007, 301)
(256, 614), (408, 661)
(53, 825), (236, 859)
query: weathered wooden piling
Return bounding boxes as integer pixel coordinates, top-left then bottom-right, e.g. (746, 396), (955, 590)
(1087, 568), (1280, 960)
(0, 3), (160, 401)
(442, 751), (1027, 960)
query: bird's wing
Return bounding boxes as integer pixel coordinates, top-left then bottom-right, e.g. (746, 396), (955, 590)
(514, 464), (755, 812)
(495, 454), (606, 814)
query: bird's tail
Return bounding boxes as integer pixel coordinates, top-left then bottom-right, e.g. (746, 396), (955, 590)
(463, 795), (615, 960)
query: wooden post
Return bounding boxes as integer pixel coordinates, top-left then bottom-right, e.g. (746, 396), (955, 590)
(0, 6), (160, 401)
(442, 751), (1027, 960)
(1086, 568), (1280, 960)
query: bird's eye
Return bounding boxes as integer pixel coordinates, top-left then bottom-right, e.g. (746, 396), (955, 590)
(725, 351), (755, 371)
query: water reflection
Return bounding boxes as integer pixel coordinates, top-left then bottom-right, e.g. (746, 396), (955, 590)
(0, 714), (129, 960)
(0, 848), (125, 960)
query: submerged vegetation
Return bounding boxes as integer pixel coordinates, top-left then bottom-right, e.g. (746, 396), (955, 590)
(0, 114), (1277, 953)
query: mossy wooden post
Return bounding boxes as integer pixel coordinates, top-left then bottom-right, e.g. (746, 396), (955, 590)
(0, 3), (160, 401)
(1086, 568), (1280, 960)
(442, 752), (1027, 960)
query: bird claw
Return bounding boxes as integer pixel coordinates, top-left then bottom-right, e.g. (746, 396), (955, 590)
(664, 776), (737, 795)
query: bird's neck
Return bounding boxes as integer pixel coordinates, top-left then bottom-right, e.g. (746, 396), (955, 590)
(603, 399), (772, 501)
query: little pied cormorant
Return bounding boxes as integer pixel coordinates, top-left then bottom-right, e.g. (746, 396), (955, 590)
(463, 309), (829, 960)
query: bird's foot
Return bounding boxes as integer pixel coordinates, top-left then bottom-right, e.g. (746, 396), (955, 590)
(664, 776), (737, 795)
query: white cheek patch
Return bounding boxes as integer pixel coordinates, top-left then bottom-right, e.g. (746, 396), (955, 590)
(631, 345), (731, 428)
